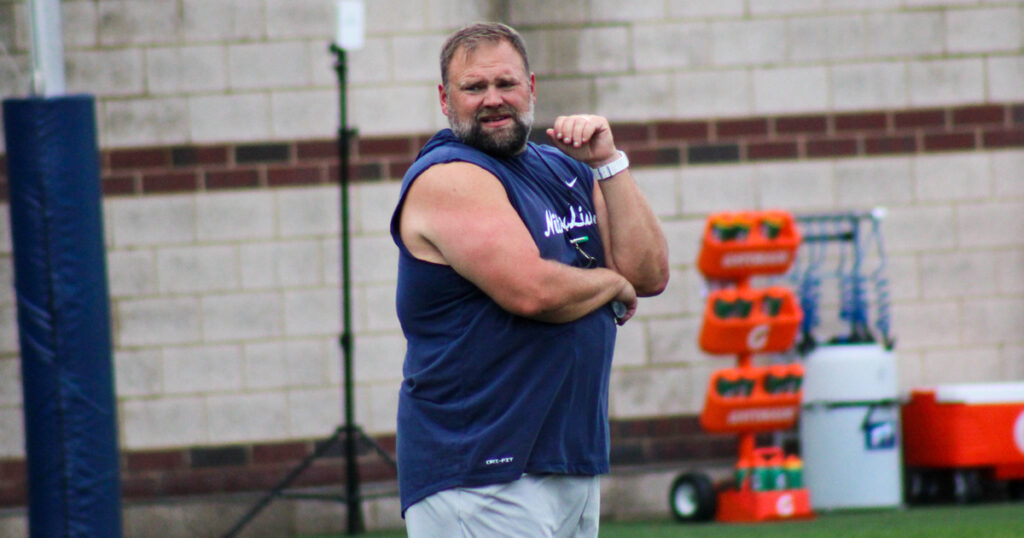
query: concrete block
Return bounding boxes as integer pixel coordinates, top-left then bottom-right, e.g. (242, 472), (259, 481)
(549, 27), (631, 76)
(825, 0), (904, 10)
(114, 348), (163, 397)
(363, 382), (400, 434)
(244, 339), (329, 390)
(633, 22), (711, 71)
(287, 387), (342, 438)
(962, 297), (1024, 346)
(957, 201), (1024, 248)
(157, 245), (240, 294)
(668, 0), (745, 18)
(426, 0), (502, 30)
(189, 93), (272, 143)
(834, 157), (914, 207)
(350, 84), (436, 136)
(0, 358), (20, 406)
(0, 257), (13, 304)
(753, 66), (828, 114)
(0, 207), (10, 255)
(885, 253), (921, 301)
(271, 89), (338, 140)
(276, 187), (341, 238)
(946, 7), (1022, 53)
(788, 15), (865, 62)
(1004, 344), (1024, 380)
(201, 292), (284, 341)
(680, 163), (757, 214)
(595, 74), (674, 122)
(323, 238), (341, 286)
(674, 69), (752, 118)
(864, 12), (944, 57)
(240, 240), (324, 289)
(61, 1), (99, 47)
(228, 42), (310, 90)
(882, 205), (957, 253)
(147, 46), (228, 94)
(632, 167), (680, 219)
(533, 77), (595, 126)
(206, 392), (290, 444)
(509, 0), (588, 25)
(919, 251), (998, 299)
(890, 300), (961, 349)
(117, 297), (202, 347)
(992, 151), (1024, 197)
(393, 34), (447, 82)
(0, 306), (17, 354)
(711, 19), (787, 66)
(197, 191), (276, 242)
(830, 61), (908, 111)
(98, 0), (180, 45)
(0, 407), (24, 457)
(757, 161), (835, 210)
(352, 333), (406, 384)
(351, 235), (399, 284)
(265, 0), (334, 39)
(333, 37), (392, 86)
(365, 0), (428, 33)
(360, 284), (400, 332)
(636, 268), (689, 317)
(107, 195), (195, 247)
(182, 0), (265, 42)
(102, 97), (190, 148)
(284, 288), (340, 337)
(609, 366), (699, 418)
(66, 49), (144, 97)
(919, 347), (1003, 385)
(356, 178), (403, 234)
(163, 344), (244, 395)
(121, 396), (208, 449)
(660, 218), (704, 269)
(612, 318), (647, 368)
(994, 249), (1024, 295)
(908, 58), (986, 107)
(0, 511), (26, 537)
(592, 0), (665, 21)
(647, 316), (705, 365)
(749, 0), (825, 15)
(987, 56), (1024, 101)
(913, 153), (991, 202)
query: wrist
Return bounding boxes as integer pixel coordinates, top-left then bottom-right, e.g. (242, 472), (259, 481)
(591, 151), (629, 181)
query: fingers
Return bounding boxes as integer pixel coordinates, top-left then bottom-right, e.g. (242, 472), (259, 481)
(549, 115), (604, 148)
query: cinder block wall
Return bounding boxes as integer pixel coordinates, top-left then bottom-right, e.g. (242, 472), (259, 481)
(0, 0), (1022, 510)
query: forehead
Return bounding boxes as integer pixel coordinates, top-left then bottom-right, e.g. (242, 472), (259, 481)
(448, 40), (528, 82)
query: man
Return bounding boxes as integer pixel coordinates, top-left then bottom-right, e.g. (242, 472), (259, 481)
(390, 22), (669, 537)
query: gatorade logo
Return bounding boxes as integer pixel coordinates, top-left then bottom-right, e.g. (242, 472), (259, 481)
(1014, 411), (1024, 455)
(776, 493), (795, 517)
(747, 324), (769, 350)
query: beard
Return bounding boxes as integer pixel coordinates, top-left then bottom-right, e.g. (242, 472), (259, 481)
(448, 102), (534, 158)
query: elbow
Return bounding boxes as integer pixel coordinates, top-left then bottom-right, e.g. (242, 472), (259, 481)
(631, 258), (670, 297)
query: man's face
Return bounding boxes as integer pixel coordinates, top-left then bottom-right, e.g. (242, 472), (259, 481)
(440, 40), (536, 158)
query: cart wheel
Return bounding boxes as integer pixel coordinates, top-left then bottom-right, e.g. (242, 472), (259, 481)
(668, 472), (716, 522)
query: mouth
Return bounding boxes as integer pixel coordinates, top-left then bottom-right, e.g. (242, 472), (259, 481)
(477, 110), (515, 128)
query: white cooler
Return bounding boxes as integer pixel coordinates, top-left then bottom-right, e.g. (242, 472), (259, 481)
(799, 343), (903, 510)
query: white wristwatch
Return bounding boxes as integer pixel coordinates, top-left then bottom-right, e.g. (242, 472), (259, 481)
(591, 151), (629, 181)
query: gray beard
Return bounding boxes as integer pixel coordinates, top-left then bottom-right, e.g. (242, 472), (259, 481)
(448, 104), (534, 158)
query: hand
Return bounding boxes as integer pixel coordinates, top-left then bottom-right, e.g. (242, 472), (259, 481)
(546, 114), (619, 167)
(613, 279), (638, 325)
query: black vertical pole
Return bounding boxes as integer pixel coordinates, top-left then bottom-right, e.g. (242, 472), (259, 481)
(330, 43), (365, 535)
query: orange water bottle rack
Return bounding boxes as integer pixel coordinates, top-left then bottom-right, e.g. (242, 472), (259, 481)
(669, 210), (814, 524)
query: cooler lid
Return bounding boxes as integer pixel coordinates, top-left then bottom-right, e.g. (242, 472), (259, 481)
(802, 344), (899, 404)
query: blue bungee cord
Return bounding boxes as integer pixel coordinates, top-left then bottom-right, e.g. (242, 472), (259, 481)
(868, 208), (894, 349)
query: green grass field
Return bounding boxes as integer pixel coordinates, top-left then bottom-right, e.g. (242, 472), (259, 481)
(306, 502), (1024, 538)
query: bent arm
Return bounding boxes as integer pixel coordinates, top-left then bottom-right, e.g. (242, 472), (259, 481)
(548, 115), (669, 296)
(397, 161), (637, 324)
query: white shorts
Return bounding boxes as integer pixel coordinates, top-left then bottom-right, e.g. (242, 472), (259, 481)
(405, 474), (601, 538)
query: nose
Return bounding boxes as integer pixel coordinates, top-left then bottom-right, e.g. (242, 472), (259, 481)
(481, 85), (503, 107)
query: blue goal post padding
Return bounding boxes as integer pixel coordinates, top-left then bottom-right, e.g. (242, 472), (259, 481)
(3, 95), (122, 538)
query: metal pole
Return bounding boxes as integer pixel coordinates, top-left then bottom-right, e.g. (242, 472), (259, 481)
(331, 43), (365, 535)
(26, 0), (66, 96)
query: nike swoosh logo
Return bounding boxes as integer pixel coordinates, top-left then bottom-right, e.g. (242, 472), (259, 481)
(564, 176), (578, 188)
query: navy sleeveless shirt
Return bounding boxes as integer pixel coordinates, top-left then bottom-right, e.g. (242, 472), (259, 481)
(390, 129), (618, 514)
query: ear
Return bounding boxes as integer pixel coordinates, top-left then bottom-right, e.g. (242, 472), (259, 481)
(439, 83), (450, 116)
(530, 73), (536, 99)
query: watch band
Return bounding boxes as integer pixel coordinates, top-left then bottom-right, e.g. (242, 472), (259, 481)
(591, 151), (629, 181)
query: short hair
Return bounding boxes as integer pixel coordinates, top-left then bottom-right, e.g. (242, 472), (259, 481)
(440, 22), (530, 91)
